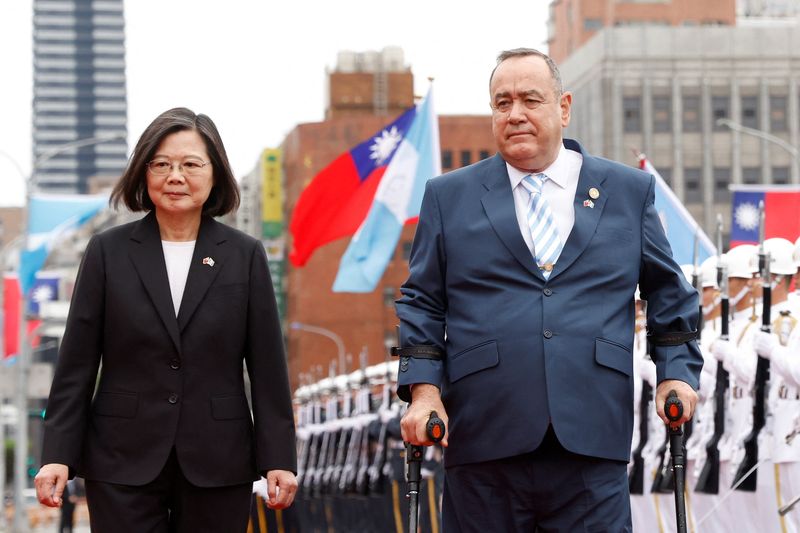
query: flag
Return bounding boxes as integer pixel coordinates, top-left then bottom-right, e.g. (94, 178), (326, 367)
(19, 193), (107, 294)
(3, 275), (20, 358)
(333, 88), (441, 293)
(639, 155), (716, 265)
(288, 106), (418, 267)
(730, 185), (800, 247)
(27, 271), (60, 317)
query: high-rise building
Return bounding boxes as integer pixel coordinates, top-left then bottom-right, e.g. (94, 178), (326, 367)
(32, 0), (128, 193)
(547, 1), (799, 237)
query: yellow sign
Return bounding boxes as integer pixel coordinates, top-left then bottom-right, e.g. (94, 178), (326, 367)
(261, 148), (283, 238)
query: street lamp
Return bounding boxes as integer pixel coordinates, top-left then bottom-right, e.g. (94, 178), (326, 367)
(6, 132), (124, 532)
(289, 322), (346, 374)
(716, 118), (800, 181)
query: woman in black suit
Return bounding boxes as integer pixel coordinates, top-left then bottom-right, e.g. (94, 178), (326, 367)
(34, 107), (297, 532)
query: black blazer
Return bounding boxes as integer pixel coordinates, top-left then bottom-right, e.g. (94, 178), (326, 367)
(41, 212), (296, 487)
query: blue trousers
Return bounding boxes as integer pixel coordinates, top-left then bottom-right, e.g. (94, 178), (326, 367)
(442, 427), (632, 532)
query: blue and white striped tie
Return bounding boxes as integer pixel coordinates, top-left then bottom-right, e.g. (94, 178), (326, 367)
(521, 173), (563, 278)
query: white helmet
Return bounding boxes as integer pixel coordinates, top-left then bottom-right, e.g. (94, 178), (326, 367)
(700, 255), (718, 289)
(680, 264), (695, 285)
(726, 244), (758, 279)
(762, 238), (797, 276)
(794, 236), (800, 268)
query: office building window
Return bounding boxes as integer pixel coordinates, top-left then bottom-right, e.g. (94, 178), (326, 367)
(682, 95), (701, 133)
(684, 168), (702, 203)
(584, 18), (603, 30)
(460, 150), (472, 167)
(741, 96), (759, 129)
(770, 96), (787, 132)
(711, 96), (730, 131)
(383, 286), (396, 306)
(772, 167), (790, 185)
(402, 241), (413, 261)
(479, 150), (491, 161)
(652, 95), (671, 133)
(623, 96), (641, 133)
(441, 150), (453, 169)
(742, 167), (761, 184)
(713, 168), (731, 203)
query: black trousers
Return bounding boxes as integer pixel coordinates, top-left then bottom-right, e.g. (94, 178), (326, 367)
(84, 448), (252, 533)
(442, 427), (632, 533)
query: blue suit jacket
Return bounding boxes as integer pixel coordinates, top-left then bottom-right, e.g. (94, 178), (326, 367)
(396, 139), (702, 467)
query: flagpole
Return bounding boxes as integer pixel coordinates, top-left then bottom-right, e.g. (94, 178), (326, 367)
(11, 133), (124, 532)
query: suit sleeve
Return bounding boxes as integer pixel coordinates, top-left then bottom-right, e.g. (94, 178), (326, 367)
(41, 235), (105, 474)
(395, 179), (447, 401)
(244, 240), (297, 474)
(638, 176), (704, 389)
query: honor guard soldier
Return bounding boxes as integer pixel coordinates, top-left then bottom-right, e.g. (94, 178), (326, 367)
(751, 238), (800, 531)
(710, 244), (760, 531)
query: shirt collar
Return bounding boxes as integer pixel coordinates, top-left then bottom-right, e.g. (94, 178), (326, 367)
(506, 143), (575, 190)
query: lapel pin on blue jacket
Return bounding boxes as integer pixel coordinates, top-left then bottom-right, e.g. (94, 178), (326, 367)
(588, 187), (600, 199)
(202, 257), (215, 267)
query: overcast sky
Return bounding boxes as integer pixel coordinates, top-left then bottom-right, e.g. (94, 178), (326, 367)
(0, 0), (550, 206)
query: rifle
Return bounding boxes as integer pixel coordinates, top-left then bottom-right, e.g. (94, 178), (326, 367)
(695, 215), (730, 494)
(301, 378), (324, 497)
(733, 201), (771, 491)
(629, 379), (653, 494)
(367, 362), (396, 494)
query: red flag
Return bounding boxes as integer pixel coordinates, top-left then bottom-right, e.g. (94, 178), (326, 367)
(4, 275), (20, 358)
(289, 106), (417, 267)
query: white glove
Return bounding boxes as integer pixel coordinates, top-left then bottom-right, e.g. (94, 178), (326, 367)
(712, 339), (734, 363)
(753, 331), (777, 360)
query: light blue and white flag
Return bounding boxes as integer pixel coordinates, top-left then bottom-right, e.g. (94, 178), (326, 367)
(333, 87), (441, 292)
(639, 156), (715, 265)
(19, 193), (107, 294)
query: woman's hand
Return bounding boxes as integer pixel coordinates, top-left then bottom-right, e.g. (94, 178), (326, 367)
(34, 463), (69, 507)
(265, 469), (298, 509)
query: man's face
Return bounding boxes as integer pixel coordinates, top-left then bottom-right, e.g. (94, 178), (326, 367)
(490, 56), (572, 173)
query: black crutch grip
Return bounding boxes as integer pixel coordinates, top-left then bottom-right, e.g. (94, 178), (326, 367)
(665, 390), (683, 424)
(426, 411), (445, 443)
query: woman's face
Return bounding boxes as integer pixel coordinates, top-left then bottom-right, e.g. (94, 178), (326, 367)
(146, 129), (214, 219)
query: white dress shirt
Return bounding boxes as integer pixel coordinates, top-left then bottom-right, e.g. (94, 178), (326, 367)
(507, 143), (583, 262)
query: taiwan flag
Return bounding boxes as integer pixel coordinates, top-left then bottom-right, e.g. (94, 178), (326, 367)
(289, 106), (417, 267)
(730, 185), (800, 247)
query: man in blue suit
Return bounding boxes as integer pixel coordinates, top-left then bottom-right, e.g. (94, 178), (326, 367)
(396, 48), (703, 532)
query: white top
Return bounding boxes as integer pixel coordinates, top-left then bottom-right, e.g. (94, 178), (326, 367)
(508, 143), (583, 262)
(162, 240), (196, 316)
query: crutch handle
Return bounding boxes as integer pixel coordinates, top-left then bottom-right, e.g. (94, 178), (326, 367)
(665, 390), (683, 425)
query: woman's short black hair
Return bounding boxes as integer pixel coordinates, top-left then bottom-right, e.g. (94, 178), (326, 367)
(110, 107), (240, 216)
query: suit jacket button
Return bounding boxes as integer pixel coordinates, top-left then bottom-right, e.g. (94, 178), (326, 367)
(170, 359), (181, 370)
(543, 288), (553, 296)
(168, 393), (179, 404)
(543, 329), (553, 339)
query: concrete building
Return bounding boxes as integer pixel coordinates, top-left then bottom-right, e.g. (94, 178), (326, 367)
(325, 47), (414, 119)
(32, 0), (128, 193)
(547, 0), (736, 64)
(559, 23), (800, 234)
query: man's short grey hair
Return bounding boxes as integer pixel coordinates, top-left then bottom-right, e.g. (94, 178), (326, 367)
(490, 48), (563, 97)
